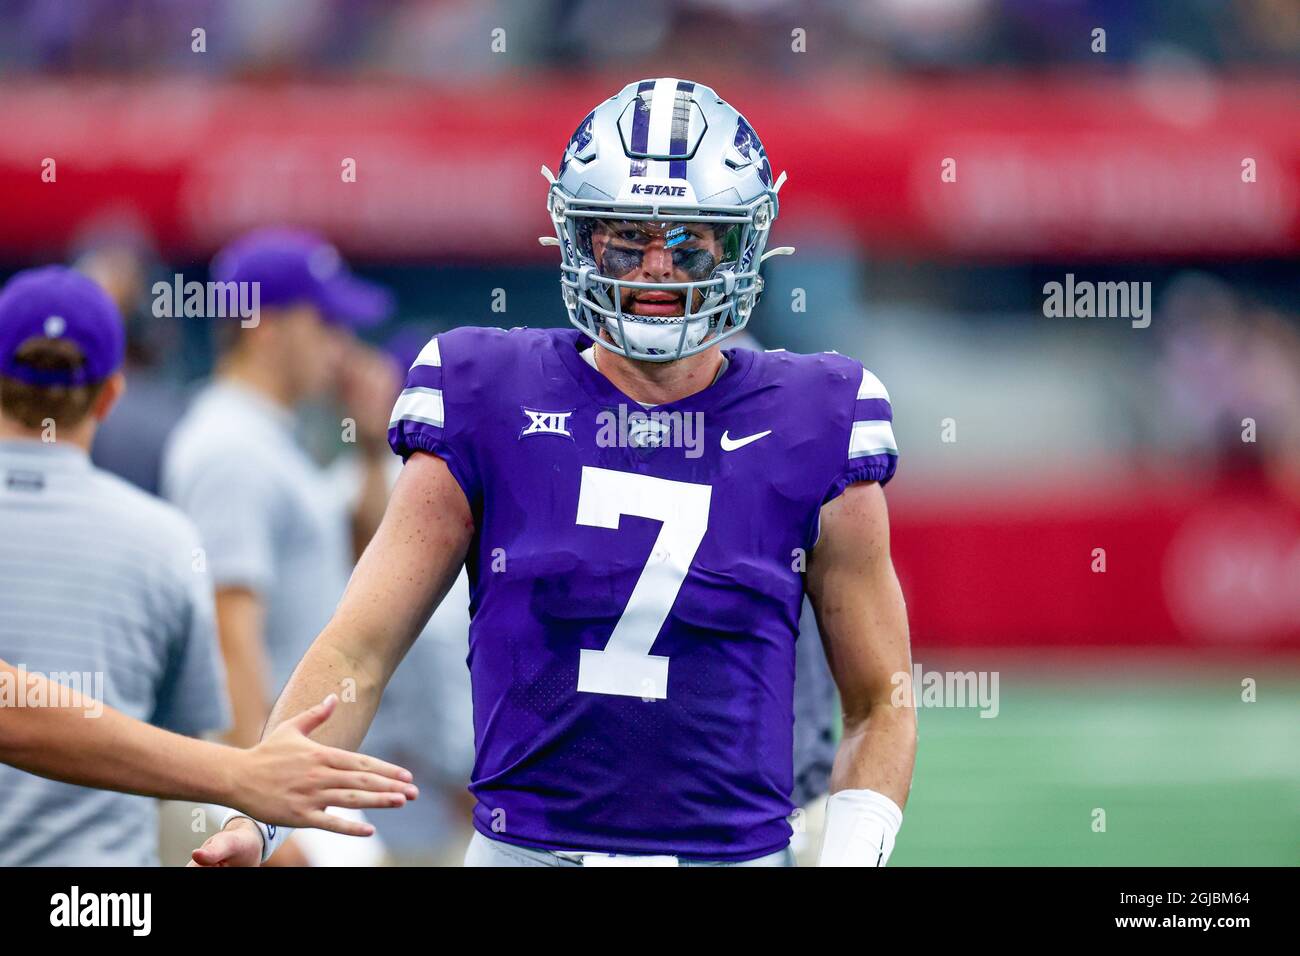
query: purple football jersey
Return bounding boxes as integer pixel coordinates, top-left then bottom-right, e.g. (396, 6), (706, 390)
(388, 327), (897, 860)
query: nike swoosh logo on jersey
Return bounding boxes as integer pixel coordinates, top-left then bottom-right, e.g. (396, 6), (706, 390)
(720, 429), (772, 451)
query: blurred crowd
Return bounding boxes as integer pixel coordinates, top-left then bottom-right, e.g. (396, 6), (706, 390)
(0, 0), (1296, 78)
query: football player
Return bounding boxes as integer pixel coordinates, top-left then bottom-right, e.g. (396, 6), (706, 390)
(194, 78), (915, 867)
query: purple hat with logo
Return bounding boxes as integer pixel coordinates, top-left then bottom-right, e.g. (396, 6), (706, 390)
(0, 266), (125, 386)
(211, 227), (394, 328)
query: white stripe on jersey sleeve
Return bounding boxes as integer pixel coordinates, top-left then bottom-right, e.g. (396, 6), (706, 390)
(849, 420), (898, 459)
(389, 386), (444, 428)
(856, 367), (890, 402)
(411, 337), (441, 369)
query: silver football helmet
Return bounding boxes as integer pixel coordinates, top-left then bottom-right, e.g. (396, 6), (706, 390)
(541, 78), (793, 363)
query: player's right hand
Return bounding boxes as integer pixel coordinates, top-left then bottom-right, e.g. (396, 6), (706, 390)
(231, 694), (418, 831)
(189, 817), (265, 867)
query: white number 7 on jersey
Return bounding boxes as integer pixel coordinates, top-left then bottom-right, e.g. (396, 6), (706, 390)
(575, 466), (712, 700)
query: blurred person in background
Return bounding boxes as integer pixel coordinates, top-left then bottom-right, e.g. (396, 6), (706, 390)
(0, 266), (229, 865)
(70, 216), (193, 496)
(160, 227), (398, 865)
(1155, 272), (1300, 499)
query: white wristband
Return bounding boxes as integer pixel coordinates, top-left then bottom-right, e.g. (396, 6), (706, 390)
(818, 788), (903, 867)
(221, 809), (292, 863)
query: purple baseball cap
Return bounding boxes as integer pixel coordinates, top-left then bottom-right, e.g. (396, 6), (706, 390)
(0, 266), (125, 386)
(210, 227), (394, 328)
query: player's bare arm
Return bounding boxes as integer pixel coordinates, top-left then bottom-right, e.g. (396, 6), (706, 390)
(0, 660), (416, 832)
(196, 451), (471, 865)
(807, 480), (916, 865)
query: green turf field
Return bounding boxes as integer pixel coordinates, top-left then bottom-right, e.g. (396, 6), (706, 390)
(892, 674), (1300, 866)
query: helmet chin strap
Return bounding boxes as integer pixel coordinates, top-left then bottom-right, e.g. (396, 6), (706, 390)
(604, 313), (710, 359)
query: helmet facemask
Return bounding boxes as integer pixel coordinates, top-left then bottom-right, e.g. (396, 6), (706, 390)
(549, 189), (777, 363)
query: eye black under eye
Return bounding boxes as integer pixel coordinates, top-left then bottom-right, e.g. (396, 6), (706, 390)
(602, 247), (643, 275)
(673, 247), (716, 277)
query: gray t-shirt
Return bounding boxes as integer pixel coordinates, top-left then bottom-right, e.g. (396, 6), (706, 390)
(161, 381), (353, 695)
(0, 439), (229, 865)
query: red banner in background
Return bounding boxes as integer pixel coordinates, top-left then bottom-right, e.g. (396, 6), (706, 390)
(889, 472), (1300, 653)
(0, 75), (1296, 263)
